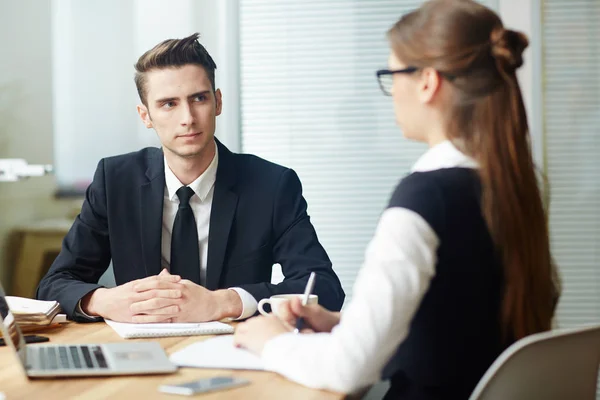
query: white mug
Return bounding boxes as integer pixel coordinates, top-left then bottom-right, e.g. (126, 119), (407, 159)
(257, 294), (319, 317)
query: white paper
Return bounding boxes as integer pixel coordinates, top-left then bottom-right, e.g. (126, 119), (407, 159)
(170, 335), (266, 371)
(51, 314), (68, 324)
(5, 296), (58, 315)
(105, 320), (234, 339)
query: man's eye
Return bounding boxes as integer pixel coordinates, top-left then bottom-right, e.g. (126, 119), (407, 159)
(163, 101), (175, 108)
(194, 95), (206, 102)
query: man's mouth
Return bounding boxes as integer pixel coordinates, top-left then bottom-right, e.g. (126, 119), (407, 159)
(178, 132), (201, 138)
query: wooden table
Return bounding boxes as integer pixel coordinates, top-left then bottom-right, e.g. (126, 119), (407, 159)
(0, 322), (345, 400)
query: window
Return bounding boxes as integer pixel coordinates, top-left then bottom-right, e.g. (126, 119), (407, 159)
(542, 0), (600, 328)
(240, 0), (495, 299)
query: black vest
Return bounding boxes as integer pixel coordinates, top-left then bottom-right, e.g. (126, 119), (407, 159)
(382, 169), (508, 400)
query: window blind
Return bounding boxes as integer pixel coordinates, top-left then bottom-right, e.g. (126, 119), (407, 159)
(240, 0), (494, 300)
(542, 0), (600, 330)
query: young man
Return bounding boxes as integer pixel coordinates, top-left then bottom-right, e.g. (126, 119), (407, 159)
(37, 33), (344, 323)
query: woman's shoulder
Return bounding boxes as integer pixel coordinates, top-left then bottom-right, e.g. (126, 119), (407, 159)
(388, 168), (480, 235)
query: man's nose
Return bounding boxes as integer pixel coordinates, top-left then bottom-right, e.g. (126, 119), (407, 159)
(180, 103), (196, 126)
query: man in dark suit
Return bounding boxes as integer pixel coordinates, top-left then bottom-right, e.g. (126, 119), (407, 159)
(37, 33), (344, 323)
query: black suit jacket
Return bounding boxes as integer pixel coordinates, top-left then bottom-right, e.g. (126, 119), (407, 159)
(37, 140), (344, 320)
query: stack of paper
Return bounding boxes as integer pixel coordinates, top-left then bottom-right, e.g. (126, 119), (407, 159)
(5, 296), (62, 326)
(105, 319), (234, 339)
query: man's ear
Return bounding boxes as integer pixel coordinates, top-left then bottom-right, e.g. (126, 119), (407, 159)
(417, 67), (442, 104)
(215, 89), (223, 116)
(137, 104), (153, 128)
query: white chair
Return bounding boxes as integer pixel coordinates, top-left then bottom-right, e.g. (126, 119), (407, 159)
(469, 324), (600, 400)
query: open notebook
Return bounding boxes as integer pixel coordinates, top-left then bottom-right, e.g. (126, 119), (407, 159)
(105, 319), (234, 339)
(170, 335), (265, 371)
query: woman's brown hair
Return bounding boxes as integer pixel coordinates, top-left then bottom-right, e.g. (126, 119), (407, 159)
(388, 0), (560, 340)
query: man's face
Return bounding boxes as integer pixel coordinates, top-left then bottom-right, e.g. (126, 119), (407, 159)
(137, 64), (222, 160)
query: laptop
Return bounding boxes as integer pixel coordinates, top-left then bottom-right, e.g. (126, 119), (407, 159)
(0, 283), (177, 378)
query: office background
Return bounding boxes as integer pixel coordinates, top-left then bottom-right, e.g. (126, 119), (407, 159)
(0, 0), (597, 352)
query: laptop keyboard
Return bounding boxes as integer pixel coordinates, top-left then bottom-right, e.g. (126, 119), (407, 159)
(37, 345), (108, 370)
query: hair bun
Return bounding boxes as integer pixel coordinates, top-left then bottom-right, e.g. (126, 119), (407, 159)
(490, 27), (529, 71)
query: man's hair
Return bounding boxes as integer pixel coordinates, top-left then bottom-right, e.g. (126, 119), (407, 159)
(134, 33), (217, 106)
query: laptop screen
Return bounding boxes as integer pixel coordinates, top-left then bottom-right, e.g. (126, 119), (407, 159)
(0, 282), (27, 369)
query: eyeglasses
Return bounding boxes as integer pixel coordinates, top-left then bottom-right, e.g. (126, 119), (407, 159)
(376, 67), (418, 96)
(376, 67), (457, 96)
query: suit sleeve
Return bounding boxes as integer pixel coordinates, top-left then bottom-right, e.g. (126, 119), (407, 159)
(36, 159), (112, 321)
(234, 169), (345, 311)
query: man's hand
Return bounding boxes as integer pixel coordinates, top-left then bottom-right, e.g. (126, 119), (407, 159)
(130, 270), (244, 322)
(82, 270), (183, 323)
(166, 279), (243, 322)
(83, 269), (244, 323)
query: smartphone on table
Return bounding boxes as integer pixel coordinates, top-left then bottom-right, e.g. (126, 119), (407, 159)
(0, 334), (49, 346)
(158, 376), (250, 396)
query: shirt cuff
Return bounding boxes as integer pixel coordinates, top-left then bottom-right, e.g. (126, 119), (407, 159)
(228, 288), (258, 320)
(75, 300), (103, 322)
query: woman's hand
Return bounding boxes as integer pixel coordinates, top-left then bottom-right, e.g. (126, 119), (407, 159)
(277, 297), (341, 333)
(233, 298), (342, 356)
(233, 315), (292, 355)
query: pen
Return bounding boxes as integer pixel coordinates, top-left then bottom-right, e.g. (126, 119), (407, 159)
(294, 272), (316, 334)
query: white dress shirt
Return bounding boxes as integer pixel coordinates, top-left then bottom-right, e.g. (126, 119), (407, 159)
(260, 140), (478, 393)
(161, 148), (217, 286)
(162, 144), (257, 320)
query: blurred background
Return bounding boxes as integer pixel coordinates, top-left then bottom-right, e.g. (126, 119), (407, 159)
(0, 0), (597, 338)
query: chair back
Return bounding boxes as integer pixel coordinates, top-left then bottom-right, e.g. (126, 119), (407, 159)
(469, 324), (600, 400)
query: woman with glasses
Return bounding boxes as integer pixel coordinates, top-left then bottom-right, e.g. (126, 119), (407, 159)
(234, 0), (560, 398)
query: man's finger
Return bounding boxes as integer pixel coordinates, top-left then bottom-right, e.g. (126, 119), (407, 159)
(133, 279), (183, 292)
(130, 297), (180, 314)
(131, 314), (174, 324)
(132, 289), (182, 303)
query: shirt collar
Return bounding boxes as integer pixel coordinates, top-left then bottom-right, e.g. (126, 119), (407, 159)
(164, 141), (219, 202)
(411, 140), (478, 173)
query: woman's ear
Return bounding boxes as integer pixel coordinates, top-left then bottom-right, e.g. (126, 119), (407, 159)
(417, 67), (442, 104)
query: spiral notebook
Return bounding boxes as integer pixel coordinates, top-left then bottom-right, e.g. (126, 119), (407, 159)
(105, 319), (234, 339)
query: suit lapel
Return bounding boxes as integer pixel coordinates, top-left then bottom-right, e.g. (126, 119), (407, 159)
(206, 140), (238, 290)
(140, 150), (165, 278)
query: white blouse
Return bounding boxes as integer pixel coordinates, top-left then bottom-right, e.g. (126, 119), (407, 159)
(260, 141), (477, 393)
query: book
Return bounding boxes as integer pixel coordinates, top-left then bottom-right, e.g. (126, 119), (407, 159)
(169, 335), (266, 371)
(0, 314), (68, 337)
(105, 319), (234, 339)
(5, 296), (62, 326)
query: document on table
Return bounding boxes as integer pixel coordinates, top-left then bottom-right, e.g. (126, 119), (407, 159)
(170, 335), (266, 371)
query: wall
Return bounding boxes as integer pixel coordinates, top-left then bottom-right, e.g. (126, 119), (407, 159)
(0, 0), (77, 290)
(52, 0), (239, 191)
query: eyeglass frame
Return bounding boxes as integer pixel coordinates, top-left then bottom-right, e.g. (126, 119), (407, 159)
(376, 67), (456, 96)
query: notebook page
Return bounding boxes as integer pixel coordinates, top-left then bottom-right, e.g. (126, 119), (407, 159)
(170, 335), (266, 370)
(105, 319), (234, 339)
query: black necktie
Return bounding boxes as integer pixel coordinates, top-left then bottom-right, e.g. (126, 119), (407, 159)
(170, 186), (201, 284)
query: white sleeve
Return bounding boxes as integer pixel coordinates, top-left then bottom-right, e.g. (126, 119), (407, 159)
(228, 288), (258, 320)
(261, 208), (439, 394)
